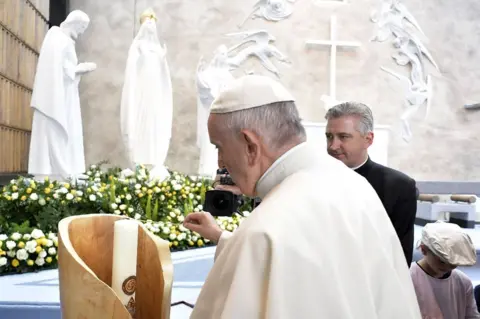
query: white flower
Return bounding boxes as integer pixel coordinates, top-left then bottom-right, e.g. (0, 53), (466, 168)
(7, 251), (15, 257)
(135, 184), (141, 190)
(89, 194), (96, 201)
(177, 233), (187, 241)
(22, 234), (31, 240)
(179, 225), (188, 232)
(162, 227), (170, 234)
(111, 203), (118, 209)
(177, 215), (185, 222)
(0, 257), (7, 267)
(94, 178), (101, 182)
(48, 233), (56, 240)
(134, 214), (141, 220)
(16, 249), (29, 260)
(190, 176), (197, 182)
(90, 164), (97, 169)
(115, 197), (121, 203)
(39, 250), (47, 258)
(48, 247), (56, 255)
(87, 170), (92, 176)
(76, 190), (83, 196)
(126, 194), (132, 200)
(59, 187), (68, 194)
(0, 234), (7, 241)
(66, 193), (74, 200)
(6, 240), (16, 250)
(169, 233), (177, 240)
(46, 239), (53, 247)
(173, 184), (182, 191)
(10, 179), (15, 184)
(53, 193), (59, 199)
(196, 183), (202, 187)
(160, 195), (165, 201)
(31, 229), (45, 239)
(169, 211), (176, 218)
(114, 210), (121, 215)
(35, 257), (45, 266)
(154, 187), (161, 193)
(11, 232), (22, 241)
(128, 207), (134, 213)
(191, 236), (198, 242)
(197, 205), (203, 211)
(38, 198), (46, 206)
(11, 192), (19, 200)
(95, 172), (100, 178)
(189, 193), (194, 199)
(25, 240), (38, 253)
(30, 193), (38, 201)
(119, 204), (126, 211)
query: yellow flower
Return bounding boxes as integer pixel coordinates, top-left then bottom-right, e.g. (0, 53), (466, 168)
(11, 259), (19, 267)
(64, 183), (70, 189)
(147, 189), (153, 195)
(17, 241), (25, 248)
(142, 187), (147, 192)
(0, 240), (3, 248)
(12, 185), (18, 191)
(26, 188), (32, 194)
(46, 257), (53, 263)
(44, 176), (49, 182)
(70, 190), (76, 195)
(54, 239), (58, 247)
(197, 239), (204, 247)
(41, 238), (48, 246)
(46, 197), (51, 201)
(27, 259), (34, 266)
(188, 240), (194, 246)
(5, 195), (11, 201)
(56, 255), (58, 260)
(44, 188), (51, 194)
(138, 193), (144, 198)
(49, 183), (54, 188)
(35, 246), (42, 253)
(0, 250), (5, 256)
(168, 242), (173, 248)
(173, 241), (179, 247)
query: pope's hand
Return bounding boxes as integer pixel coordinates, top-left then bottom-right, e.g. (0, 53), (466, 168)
(183, 212), (223, 243)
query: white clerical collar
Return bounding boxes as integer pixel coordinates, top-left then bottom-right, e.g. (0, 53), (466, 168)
(350, 156), (369, 170)
(255, 142), (316, 199)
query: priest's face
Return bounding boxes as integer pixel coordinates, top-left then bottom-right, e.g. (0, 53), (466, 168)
(325, 116), (373, 168)
(208, 114), (262, 197)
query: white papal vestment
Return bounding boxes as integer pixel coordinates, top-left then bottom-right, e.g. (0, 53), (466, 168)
(191, 143), (421, 319)
(28, 27), (86, 178)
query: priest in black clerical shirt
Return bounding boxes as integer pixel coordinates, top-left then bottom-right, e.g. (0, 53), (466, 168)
(324, 102), (417, 266)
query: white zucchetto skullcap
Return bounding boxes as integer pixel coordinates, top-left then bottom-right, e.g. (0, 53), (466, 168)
(210, 75), (295, 114)
(420, 221), (477, 266)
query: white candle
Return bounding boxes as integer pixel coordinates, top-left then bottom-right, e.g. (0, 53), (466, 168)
(111, 219), (139, 317)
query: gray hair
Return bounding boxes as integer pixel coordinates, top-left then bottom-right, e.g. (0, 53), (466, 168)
(221, 101), (306, 149)
(324, 102), (374, 135)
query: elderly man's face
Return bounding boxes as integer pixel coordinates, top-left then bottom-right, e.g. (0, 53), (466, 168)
(325, 115), (373, 168)
(208, 114), (262, 197)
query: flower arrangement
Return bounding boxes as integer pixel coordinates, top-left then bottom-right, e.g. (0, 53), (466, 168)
(0, 163), (250, 275)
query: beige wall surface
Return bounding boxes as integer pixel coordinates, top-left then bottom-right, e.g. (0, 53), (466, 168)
(70, 0), (480, 181)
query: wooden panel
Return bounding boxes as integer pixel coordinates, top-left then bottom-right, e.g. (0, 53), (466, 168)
(0, 0), (49, 174)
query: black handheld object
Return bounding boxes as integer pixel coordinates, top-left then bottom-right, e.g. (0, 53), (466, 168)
(203, 168), (244, 217)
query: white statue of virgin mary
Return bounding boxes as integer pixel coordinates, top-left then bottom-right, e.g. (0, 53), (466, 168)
(120, 8), (173, 181)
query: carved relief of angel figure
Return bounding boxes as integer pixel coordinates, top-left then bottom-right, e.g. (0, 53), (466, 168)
(239, 0), (298, 28)
(225, 29), (291, 77)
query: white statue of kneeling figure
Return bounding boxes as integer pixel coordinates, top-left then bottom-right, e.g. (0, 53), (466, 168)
(28, 10), (96, 184)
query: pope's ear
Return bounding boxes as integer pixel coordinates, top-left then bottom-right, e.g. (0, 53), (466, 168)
(240, 130), (260, 163)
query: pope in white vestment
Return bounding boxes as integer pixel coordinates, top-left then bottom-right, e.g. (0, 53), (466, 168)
(184, 75), (421, 319)
(28, 10), (96, 181)
(120, 8), (172, 181)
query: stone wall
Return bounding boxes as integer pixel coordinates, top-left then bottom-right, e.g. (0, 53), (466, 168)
(70, 0), (480, 180)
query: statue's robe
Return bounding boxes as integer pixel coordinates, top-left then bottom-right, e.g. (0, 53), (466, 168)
(120, 20), (172, 180)
(191, 143), (422, 319)
(29, 26), (85, 179)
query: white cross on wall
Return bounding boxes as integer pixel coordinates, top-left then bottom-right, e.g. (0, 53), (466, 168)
(305, 15), (361, 110)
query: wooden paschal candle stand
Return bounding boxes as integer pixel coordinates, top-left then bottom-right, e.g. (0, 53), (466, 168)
(57, 214), (174, 319)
